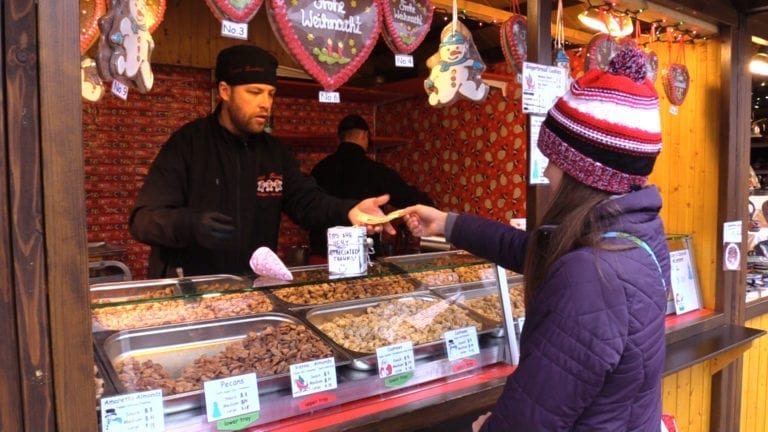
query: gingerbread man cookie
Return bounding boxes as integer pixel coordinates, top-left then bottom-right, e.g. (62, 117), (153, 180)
(97, 0), (156, 93)
(424, 22), (488, 107)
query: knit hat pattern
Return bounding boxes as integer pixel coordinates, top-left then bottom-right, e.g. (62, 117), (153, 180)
(539, 47), (662, 194)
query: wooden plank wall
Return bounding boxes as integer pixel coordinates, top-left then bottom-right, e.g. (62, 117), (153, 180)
(663, 361), (712, 432)
(648, 37), (722, 311)
(741, 313), (768, 431)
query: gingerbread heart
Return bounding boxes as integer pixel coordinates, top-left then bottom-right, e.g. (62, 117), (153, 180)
(379, 0), (433, 55)
(584, 33), (618, 73)
(662, 63), (689, 106)
(145, 0), (168, 33)
(500, 14), (526, 74)
(80, 0), (106, 54)
(205, 0), (263, 23)
(267, 0), (381, 91)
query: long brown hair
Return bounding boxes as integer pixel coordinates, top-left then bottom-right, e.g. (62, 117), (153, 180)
(522, 173), (622, 308)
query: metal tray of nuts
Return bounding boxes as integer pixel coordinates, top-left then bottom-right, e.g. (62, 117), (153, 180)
(91, 289), (275, 332)
(302, 292), (499, 370)
(268, 272), (424, 309)
(96, 313), (351, 414)
(90, 274), (251, 305)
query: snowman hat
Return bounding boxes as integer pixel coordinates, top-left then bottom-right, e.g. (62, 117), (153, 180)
(440, 32), (466, 46)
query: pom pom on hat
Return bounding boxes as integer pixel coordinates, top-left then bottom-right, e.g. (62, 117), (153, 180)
(538, 46), (662, 194)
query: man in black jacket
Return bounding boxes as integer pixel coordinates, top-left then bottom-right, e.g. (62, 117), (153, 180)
(309, 114), (434, 256)
(129, 45), (393, 278)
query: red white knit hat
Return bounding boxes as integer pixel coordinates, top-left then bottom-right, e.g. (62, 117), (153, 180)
(538, 47), (662, 194)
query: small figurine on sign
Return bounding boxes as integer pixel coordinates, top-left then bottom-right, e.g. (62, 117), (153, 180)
(424, 22), (488, 107)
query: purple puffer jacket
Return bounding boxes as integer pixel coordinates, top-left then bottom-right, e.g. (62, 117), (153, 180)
(447, 186), (670, 432)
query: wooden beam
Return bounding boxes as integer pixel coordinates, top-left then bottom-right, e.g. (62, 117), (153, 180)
(431, 0), (594, 45)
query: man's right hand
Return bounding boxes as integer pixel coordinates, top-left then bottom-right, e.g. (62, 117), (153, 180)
(194, 212), (235, 249)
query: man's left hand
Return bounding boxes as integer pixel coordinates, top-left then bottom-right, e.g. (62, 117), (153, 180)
(349, 194), (397, 236)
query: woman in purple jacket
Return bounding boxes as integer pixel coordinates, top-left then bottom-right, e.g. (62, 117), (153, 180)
(403, 47), (671, 431)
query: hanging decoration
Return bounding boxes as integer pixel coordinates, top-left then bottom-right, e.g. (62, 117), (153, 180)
(552, 0), (569, 74)
(379, 0), (434, 55)
(80, 0), (107, 54)
(499, 0), (526, 74)
(205, 0), (263, 23)
(584, 32), (617, 73)
(81, 57), (105, 102)
(267, 0), (381, 91)
(424, 8), (488, 108)
(661, 28), (689, 106)
(97, 0), (157, 94)
(644, 22), (659, 83)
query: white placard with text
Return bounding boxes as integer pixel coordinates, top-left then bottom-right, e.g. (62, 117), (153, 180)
(444, 326), (480, 361)
(289, 357), (338, 397)
(203, 373), (260, 422)
(100, 389), (164, 432)
(376, 341), (415, 378)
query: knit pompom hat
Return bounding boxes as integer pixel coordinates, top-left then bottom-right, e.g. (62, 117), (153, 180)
(538, 47), (662, 194)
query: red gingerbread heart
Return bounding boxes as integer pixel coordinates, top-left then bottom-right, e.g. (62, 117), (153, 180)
(267, 0), (381, 91)
(80, 0), (106, 54)
(662, 63), (689, 106)
(645, 49), (659, 83)
(379, 0), (433, 55)
(500, 14), (526, 74)
(584, 33), (618, 73)
(205, 0), (264, 23)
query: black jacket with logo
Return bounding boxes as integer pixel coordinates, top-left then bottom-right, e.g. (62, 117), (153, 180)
(130, 111), (355, 278)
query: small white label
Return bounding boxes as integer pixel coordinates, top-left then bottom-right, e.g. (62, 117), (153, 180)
(376, 341), (415, 378)
(110, 80), (129, 101)
(444, 326), (480, 361)
(394, 54), (414, 68)
(100, 389), (164, 432)
(221, 20), (249, 40)
(669, 105), (679, 115)
(203, 373), (260, 422)
(318, 91), (341, 103)
(290, 357), (338, 397)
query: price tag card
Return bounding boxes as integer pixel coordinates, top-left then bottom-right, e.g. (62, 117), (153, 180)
(289, 357), (338, 397)
(376, 341), (415, 378)
(203, 373), (260, 423)
(111, 80), (129, 101)
(100, 389), (164, 432)
(221, 20), (249, 40)
(318, 91), (341, 103)
(394, 54), (414, 68)
(444, 326), (480, 361)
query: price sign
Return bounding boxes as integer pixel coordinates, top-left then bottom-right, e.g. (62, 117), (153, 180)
(110, 80), (129, 101)
(100, 389), (164, 432)
(376, 341), (415, 378)
(221, 20), (249, 40)
(444, 326), (480, 361)
(203, 373), (260, 422)
(394, 54), (414, 68)
(289, 357), (337, 397)
(318, 91), (340, 103)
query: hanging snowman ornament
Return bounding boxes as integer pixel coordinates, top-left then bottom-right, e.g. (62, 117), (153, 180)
(424, 20), (488, 107)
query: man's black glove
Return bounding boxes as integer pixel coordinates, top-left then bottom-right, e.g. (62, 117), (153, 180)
(194, 212), (235, 249)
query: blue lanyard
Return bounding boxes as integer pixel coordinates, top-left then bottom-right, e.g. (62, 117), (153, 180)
(603, 231), (666, 289)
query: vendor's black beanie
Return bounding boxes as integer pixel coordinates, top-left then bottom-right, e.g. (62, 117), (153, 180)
(215, 44), (278, 86)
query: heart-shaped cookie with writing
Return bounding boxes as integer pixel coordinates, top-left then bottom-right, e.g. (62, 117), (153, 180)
(80, 0), (106, 54)
(584, 33), (618, 73)
(379, 0), (433, 55)
(500, 14), (526, 74)
(267, 0), (381, 91)
(205, 0), (263, 23)
(662, 63), (689, 106)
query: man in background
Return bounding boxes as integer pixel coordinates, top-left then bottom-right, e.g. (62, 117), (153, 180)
(310, 114), (434, 257)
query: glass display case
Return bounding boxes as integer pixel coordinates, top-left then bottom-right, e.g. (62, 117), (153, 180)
(91, 251), (523, 428)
